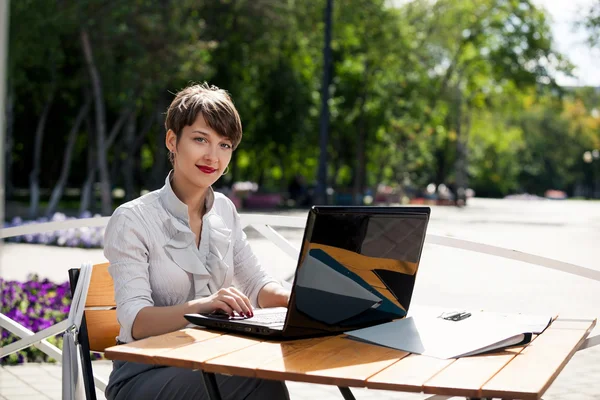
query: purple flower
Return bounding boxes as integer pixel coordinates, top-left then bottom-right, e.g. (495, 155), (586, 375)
(79, 211), (92, 219)
(37, 318), (53, 330)
(6, 213), (105, 248)
(1, 276), (76, 365)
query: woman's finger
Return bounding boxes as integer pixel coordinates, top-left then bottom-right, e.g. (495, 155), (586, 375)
(229, 287), (253, 315)
(213, 300), (234, 316)
(219, 288), (251, 316)
(218, 294), (245, 315)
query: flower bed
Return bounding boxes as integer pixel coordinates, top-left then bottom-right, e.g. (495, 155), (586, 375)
(3, 212), (105, 248)
(1, 275), (104, 365)
(1, 275), (71, 365)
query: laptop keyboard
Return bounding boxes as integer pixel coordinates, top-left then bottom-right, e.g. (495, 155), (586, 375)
(204, 307), (287, 325)
(246, 310), (287, 325)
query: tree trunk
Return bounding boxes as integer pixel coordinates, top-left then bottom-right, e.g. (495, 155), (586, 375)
(150, 98), (168, 189)
(4, 84), (14, 200)
(79, 105), (131, 212)
(331, 151), (342, 190)
(127, 101), (160, 191)
(279, 153), (286, 192)
(110, 138), (121, 191)
(315, 0), (333, 205)
(132, 101), (158, 152)
(352, 65), (369, 205)
(123, 113), (137, 201)
(80, 117), (95, 215)
(29, 83), (56, 218)
(454, 89), (470, 206)
(131, 103), (160, 193)
(108, 113), (131, 187)
(374, 153), (390, 198)
(106, 108), (131, 149)
(351, 128), (366, 205)
(81, 29), (112, 215)
(435, 115), (452, 186)
(46, 98), (91, 216)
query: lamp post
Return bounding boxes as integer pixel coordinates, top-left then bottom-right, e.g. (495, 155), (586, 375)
(315, 0), (333, 205)
(0, 1), (10, 278)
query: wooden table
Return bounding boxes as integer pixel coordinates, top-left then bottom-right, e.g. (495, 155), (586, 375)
(104, 317), (595, 400)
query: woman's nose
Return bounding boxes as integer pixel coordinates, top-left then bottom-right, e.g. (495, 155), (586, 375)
(204, 145), (218, 162)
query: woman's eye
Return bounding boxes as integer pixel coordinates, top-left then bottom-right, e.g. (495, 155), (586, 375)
(195, 137), (206, 143)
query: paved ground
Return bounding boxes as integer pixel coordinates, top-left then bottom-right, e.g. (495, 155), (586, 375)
(2, 198), (600, 399)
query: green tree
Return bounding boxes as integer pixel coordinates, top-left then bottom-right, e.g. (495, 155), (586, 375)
(415, 0), (570, 199)
(581, 0), (600, 48)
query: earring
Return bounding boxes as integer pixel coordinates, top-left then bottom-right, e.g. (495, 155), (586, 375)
(223, 166), (230, 176)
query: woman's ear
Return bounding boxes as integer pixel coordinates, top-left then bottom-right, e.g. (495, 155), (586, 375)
(165, 129), (177, 153)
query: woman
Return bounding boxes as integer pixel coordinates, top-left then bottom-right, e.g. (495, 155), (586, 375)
(103, 83), (291, 400)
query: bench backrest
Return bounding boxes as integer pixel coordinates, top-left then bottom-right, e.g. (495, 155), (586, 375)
(70, 263), (120, 352)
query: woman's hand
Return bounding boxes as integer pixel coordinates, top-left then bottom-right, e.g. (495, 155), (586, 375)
(257, 282), (291, 309)
(132, 287), (252, 340)
(196, 287), (254, 317)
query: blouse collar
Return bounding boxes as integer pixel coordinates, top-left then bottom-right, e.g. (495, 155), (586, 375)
(159, 170), (215, 223)
(159, 171), (232, 298)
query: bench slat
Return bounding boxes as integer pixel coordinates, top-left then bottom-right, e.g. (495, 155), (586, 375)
(422, 346), (525, 398)
(366, 353), (454, 392)
(254, 335), (410, 387)
(104, 328), (221, 364)
(480, 318), (596, 400)
(85, 263), (116, 307)
(152, 334), (262, 370)
(202, 337), (328, 377)
(85, 310), (120, 352)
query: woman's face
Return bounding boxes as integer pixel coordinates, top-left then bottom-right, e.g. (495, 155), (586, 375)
(166, 113), (233, 189)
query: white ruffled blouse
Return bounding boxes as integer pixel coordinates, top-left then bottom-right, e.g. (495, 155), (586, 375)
(104, 173), (277, 343)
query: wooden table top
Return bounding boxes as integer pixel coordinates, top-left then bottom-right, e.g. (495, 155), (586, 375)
(104, 317), (596, 400)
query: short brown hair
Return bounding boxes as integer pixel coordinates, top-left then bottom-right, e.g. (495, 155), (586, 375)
(165, 83), (243, 150)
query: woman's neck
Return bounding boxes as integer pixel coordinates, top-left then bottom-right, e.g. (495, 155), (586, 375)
(170, 170), (208, 219)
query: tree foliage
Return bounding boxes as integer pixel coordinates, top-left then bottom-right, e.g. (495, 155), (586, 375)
(5, 0), (600, 216)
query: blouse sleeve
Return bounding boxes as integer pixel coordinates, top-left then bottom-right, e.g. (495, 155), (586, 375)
(230, 206), (279, 307)
(104, 210), (153, 342)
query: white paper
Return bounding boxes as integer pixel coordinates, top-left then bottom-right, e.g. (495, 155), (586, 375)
(346, 311), (551, 359)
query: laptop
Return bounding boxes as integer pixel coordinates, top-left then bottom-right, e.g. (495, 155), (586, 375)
(184, 205), (431, 339)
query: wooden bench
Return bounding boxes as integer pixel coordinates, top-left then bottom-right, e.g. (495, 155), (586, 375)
(68, 263), (119, 400)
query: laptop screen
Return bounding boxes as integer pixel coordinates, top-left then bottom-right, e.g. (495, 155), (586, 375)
(284, 206), (430, 337)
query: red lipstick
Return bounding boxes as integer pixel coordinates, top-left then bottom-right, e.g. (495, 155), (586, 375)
(197, 165), (217, 174)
